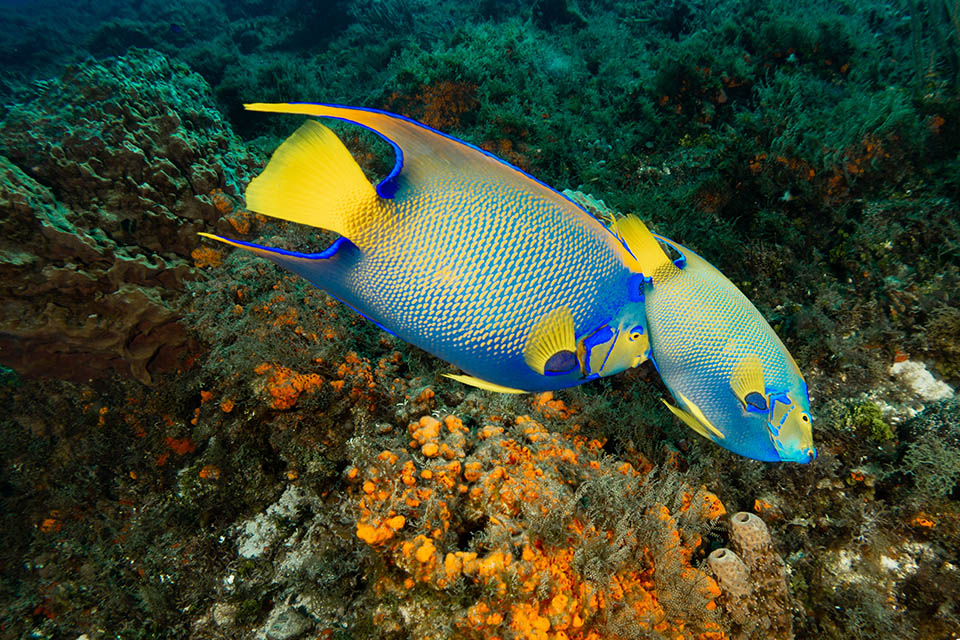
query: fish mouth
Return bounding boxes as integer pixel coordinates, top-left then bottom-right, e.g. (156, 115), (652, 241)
(772, 441), (817, 463)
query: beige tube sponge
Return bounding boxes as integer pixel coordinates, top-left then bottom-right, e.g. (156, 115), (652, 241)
(707, 548), (752, 597)
(709, 512), (794, 639)
(730, 511), (773, 558)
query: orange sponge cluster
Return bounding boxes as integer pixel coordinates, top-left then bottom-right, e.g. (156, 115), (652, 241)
(347, 412), (728, 639)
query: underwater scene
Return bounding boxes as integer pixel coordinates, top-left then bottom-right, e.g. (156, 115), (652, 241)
(1, 0), (959, 638)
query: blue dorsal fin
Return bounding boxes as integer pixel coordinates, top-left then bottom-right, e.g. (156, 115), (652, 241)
(244, 103), (591, 213)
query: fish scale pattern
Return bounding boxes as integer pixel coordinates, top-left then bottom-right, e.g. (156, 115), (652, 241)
(647, 263), (791, 416)
(349, 177), (627, 380)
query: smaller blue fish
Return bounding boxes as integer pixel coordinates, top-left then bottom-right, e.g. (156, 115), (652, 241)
(614, 216), (816, 463)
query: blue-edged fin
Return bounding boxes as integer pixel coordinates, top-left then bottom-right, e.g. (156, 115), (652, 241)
(198, 232), (354, 290)
(662, 392), (725, 441)
(244, 119), (382, 248)
(614, 215), (678, 277)
(443, 373), (527, 394)
(523, 306), (578, 376)
(244, 103), (595, 219)
(730, 354), (768, 412)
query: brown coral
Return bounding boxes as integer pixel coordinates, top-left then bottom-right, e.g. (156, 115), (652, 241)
(0, 50), (258, 383)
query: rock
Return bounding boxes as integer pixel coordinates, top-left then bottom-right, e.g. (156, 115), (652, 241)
(891, 359), (954, 403)
(0, 49), (260, 383)
(262, 605), (313, 640)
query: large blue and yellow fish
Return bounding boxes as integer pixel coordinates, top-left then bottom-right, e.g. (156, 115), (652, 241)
(613, 216), (817, 463)
(202, 102), (816, 463)
(201, 103), (651, 394)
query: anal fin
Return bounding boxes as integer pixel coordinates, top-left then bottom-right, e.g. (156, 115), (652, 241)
(443, 373), (528, 394)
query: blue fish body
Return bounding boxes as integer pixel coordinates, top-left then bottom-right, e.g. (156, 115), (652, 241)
(615, 216), (816, 463)
(203, 103), (651, 393)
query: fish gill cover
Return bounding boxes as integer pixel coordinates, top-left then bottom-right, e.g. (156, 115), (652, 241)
(0, 0), (959, 639)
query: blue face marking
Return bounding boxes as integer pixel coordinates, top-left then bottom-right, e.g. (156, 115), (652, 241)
(581, 324), (615, 376)
(629, 324), (644, 335)
(544, 350), (578, 376)
(583, 325), (614, 350)
(627, 273), (646, 302)
(597, 327), (620, 372)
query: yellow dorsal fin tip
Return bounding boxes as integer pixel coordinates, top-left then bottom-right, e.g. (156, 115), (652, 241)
(614, 215), (673, 275)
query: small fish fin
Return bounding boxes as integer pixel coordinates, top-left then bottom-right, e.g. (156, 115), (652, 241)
(244, 119), (382, 247)
(662, 400), (715, 440)
(662, 392), (725, 440)
(443, 373), (528, 394)
(523, 306), (578, 376)
(244, 103), (589, 216)
(730, 354), (768, 411)
(614, 215), (675, 276)
(198, 233), (358, 290)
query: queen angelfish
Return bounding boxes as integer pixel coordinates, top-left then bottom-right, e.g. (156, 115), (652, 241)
(201, 103), (651, 393)
(612, 216), (817, 463)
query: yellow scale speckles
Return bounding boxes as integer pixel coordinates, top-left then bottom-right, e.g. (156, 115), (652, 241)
(349, 176), (618, 362)
(648, 268), (790, 392)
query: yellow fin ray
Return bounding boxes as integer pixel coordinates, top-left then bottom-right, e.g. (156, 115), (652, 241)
(244, 120), (380, 245)
(614, 215), (674, 277)
(730, 354), (767, 410)
(443, 373), (528, 394)
(662, 392), (725, 441)
(523, 306), (577, 376)
(198, 232), (255, 252)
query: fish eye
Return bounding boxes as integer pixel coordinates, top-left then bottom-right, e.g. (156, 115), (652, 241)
(801, 413), (810, 422)
(629, 325), (644, 340)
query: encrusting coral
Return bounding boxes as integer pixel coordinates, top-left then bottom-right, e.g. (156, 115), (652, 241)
(708, 512), (793, 640)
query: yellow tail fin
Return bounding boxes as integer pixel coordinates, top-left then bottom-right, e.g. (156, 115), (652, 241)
(614, 215), (674, 277)
(245, 120), (382, 246)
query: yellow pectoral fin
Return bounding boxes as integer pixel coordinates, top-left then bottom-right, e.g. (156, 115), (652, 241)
(730, 354), (768, 411)
(443, 374), (528, 394)
(523, 306), (578, 376)
(244, 119), (381, 246)
(662, 394), (725, 441)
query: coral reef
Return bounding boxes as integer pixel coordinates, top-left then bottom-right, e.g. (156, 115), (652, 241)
(0, 48), (259, 382)
(195, 409), (729, 640)
(1, 1), (959, 638)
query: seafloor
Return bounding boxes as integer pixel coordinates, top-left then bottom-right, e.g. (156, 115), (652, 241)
(1, 0), (959, 638)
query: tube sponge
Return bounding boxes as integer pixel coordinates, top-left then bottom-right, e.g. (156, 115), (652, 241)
(707, 548), (752, 598)
(729, 511), (772, 559)
(710, 511), (794, 638)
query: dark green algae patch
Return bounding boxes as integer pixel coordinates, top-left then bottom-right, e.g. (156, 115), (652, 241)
(1, 0), (960, 638)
